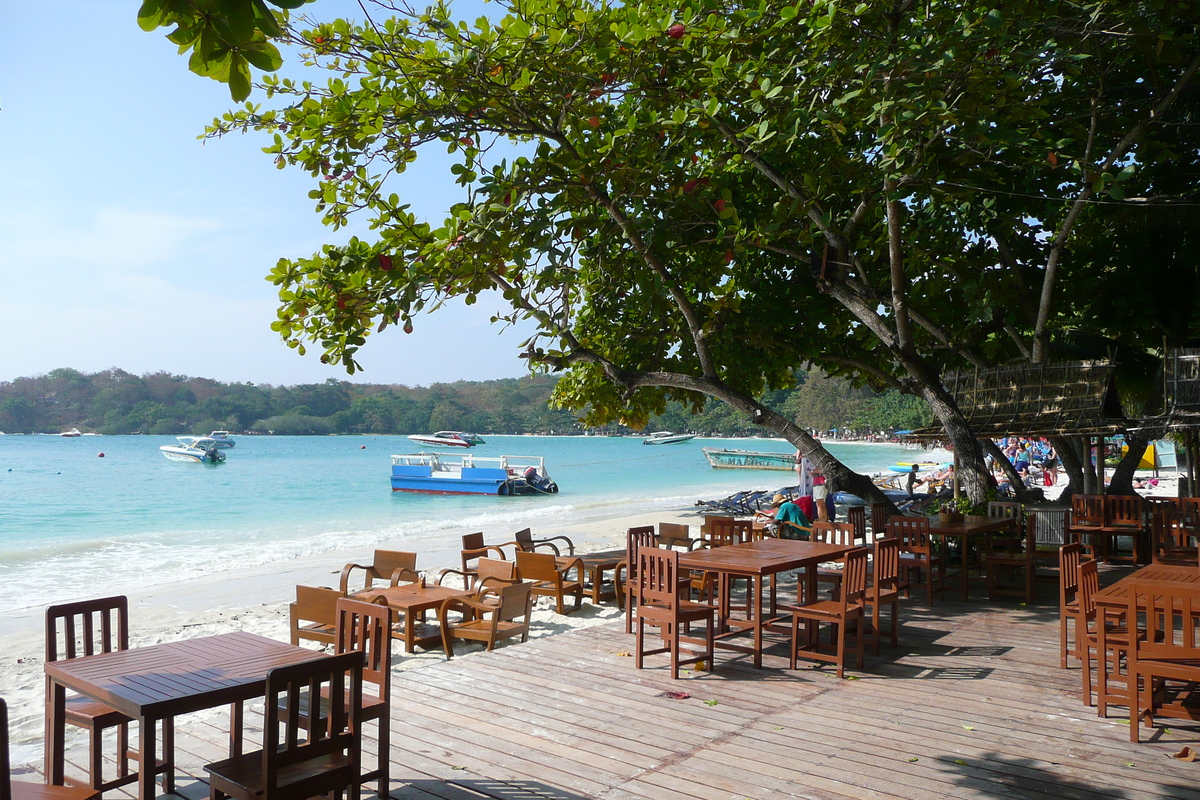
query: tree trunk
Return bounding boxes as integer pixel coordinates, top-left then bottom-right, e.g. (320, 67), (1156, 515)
(920, 386), (990, 504)
(1055, 436), (1085, 501)
(1107, 432), (1149, 495)
(979, 438), (1036, 502)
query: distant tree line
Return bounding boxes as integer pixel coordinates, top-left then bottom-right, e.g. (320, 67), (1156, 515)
(0, 367), (930, 436)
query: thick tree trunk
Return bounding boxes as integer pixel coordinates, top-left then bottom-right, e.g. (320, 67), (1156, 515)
(979, 438), (1036, 502)
(1107, 432), (1149, 495)
(920, 386), (990, 504)
(1055, 436), (1085, 501)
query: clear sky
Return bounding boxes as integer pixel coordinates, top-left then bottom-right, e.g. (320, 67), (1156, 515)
(0, 0), (534, 387)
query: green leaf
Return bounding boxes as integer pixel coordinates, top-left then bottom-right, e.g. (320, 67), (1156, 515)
(241, 41), (284, 71)
(136, 0), (168, 32)
(228, 54), (252, 102)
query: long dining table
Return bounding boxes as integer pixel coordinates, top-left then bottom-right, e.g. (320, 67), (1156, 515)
(679, 538), (856, 668)
(45, 631), (325, 800)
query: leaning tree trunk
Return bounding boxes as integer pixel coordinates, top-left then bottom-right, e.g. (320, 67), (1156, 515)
(1107, 431), (1150, 495)
(979, 438), (1036, 502)
(920, 386), (991, 504)
(1055, 436), (1085, 501)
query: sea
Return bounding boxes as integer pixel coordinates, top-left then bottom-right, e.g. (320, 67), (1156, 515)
(0, 434), (933, 614)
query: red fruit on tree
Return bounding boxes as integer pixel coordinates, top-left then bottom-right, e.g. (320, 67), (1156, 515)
(588, 116), (602, 128)
(666, 23), (686, 39)
(459, 136), (473, 146)
(403, 320), (414, 334)
(714, 199), (726, 213)
(378, 254), (393, 271)
(724, 250), (734, 265)
(336, 295), (348, 310)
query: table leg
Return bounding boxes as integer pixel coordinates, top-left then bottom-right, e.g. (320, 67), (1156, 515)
(46, 680), (66, 785)
(138, 716), (156, 800)
(230, 700), (244, 756)
(961, 540), (970, 601)
(751, 576), (763, 669)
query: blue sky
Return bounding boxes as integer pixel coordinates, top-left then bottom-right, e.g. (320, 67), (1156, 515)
(0, 0), (534, 387)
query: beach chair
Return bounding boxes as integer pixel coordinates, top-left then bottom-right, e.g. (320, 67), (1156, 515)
(514, 550), (584, 615)
(206, 651), (364, 800)
(2, 697), (100, 800)
(45, 596), (167, 794)
(339, 550), (418, 594)
(458, 532), (507, 587)
(439, 581), (534, 659)
(289, 585), (343, 647)
(502, 528), (575, 556)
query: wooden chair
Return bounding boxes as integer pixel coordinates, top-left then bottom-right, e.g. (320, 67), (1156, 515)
(207, 651), (364, 800)
(340, 550), (418, 594)
(657, 523), (698, 550)
(290, 585), (343, 647)
(439, 581), (534, 659)
(514, 550), (584, 614)
(616, 527), (658, 631)
(988, 501), (1022, 522)
(1058, 543), (1083, 669)
(437, 556), (516, 591)
(45, 596), (164, 794)
(985, 517), (1038, 603)
(888, 516), (944, 606)
(1150, 509), (1199, 566)
(870, 503), (891, 538)
(1067, 495), (1105, 560)
(787, 548), (869, 678)
(2, 697), (100, 800)
(1127, 580), (1200, 742)
(846, 506), (868, 545)
(1101, 495), (1144, 565)
(502, 528), (575, 556)
(633, 546), (716, 680)
(334, 600), (391, 797)
(864, 537), (901, 654)
(703, 517), (753, 547)
(459, 532), (506, 586)
(812, 522), (856, 596)
(1076, 560), (1133, 716)
(697, 517), (754, 612)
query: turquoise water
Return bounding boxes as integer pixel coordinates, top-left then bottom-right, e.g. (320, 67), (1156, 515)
(0, 434), (926, 612)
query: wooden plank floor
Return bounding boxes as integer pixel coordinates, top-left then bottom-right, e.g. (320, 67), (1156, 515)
(51, 588), (1200, 800)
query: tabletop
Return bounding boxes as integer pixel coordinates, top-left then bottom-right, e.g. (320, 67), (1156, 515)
(679, 538), (855, 576)
(363, 583), (472, 611)
(927, 516), (1016, 537)
(44, 631), (322, 720)
(1094, 564), (1200, 607)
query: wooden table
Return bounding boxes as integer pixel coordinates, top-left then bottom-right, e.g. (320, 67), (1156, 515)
(45, 631), (322, 800)
(571, 549), (626, 603)
(1093, 563), (1200, 612)
(927, 516), (1016, 601)
(362, 583), (472, 652)
(679, 539), (855, 668)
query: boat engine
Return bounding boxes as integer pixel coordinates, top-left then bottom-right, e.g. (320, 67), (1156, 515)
(523, 466), (558, 493)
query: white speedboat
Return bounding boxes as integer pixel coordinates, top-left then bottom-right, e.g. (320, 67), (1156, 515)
(160, 436), (226, 464)
(207, 431), (236, 448)
(60, 428), (82, 437)
(642, 431), (697, 445)
(406, 431), (484, 448)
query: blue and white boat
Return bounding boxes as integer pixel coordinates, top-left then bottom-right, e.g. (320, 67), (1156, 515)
(390, 453), (557, 495)
(642, 431), (697, 445)
(207, 431), (236, 448)
(160, 436), (226, 464)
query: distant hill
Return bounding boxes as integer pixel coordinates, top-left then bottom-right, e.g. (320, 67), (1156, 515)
(0, 367), (930, 436)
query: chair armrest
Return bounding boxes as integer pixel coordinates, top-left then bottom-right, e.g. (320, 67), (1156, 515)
(437, 568), (471, 589)
(685, 538), (706, 551)
(538, 535), (575, 555)
(530, 541), (561, 556)
(389, 567), (421, 587)
(339, 563), (371, 594)
(477, 576), (520, 593)
(558, 557), (585, 582)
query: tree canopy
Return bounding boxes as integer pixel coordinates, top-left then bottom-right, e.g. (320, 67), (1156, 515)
(203, 0), (1200, 502)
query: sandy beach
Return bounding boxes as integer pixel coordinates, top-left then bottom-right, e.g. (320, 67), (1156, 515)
(0, 500), (701, 769)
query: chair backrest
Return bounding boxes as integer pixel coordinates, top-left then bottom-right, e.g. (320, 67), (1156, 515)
(45, 595), (129, 664)
(373, 550), (417, 583)
(705, 517), (752, 547)
(291, 585), (342, 639)
(262, 651), (363, 800)
(1129, 581), (1200, 664)
(635, 546), (681, 611)
(476, 557), (518, 586)
(1105, 495), (1143, 527)
(626, 526), (657, 574)
(988, 502), (1022, 521)
(1077, 558), (1100, 617)
(887, 516), (932, 553)
(335, 598), (391, 699)
(1071, 495), (1105, 527)
(1150, 511), (1194, 563)
(482, 581), (535, 623)
(840, 548), (869, 608)
(810, 521), (855, 546)
(462, 532), (485, 552)
(1180, 497), (1200, 532)
(1059, 543), (1083, 600)
(514, 550), (558, 583)
(513, 528), (536, 551)
(870, 503), (891, 537)
(872, 538), (901, 590)
(657, 522), (693, 549)
(846, 506), (867, 544)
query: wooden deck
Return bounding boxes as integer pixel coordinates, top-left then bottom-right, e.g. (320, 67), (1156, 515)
(52, 591), (1200, 800)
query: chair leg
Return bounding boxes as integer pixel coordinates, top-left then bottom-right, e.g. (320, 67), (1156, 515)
(1059, 609), (1069, 669)
(162, 718), (175, 793)
(117, 721), (130, 778)
(834, 621), (845, 679)
(889, 598), (898, 648)
(88, 725), (103, 791)
(376, 716), (389, 798)
(871, 602), (881, 656)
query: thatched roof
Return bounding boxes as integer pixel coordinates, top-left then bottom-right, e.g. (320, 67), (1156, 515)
(1130, 348), (1200, 434)
(905, 361), (1127, 440)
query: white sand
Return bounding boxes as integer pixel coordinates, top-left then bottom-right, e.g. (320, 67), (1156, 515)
(0, 503), (700, 770)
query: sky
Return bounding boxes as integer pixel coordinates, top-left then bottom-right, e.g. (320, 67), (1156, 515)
(0, 0), (534, 388)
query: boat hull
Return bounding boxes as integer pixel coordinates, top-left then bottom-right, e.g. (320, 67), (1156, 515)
(390, 454), (555, 495)
(406, 435), (474, 448)
(643, 433), (697, 445)
(160, 445), (224, 464)
(702, 448), (794, 471)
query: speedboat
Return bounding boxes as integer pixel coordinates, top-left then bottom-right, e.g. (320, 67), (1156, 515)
(160, 436), (226, 464)
(406, 431), (484, 448)
(390, 453), (556, 495)
(207, 431), (236, 448)
(60, 428), (82, 437)
(642, 431), (697, 445)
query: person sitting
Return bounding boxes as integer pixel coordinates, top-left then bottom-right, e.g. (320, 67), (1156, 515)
(755, 493), (812, 539)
